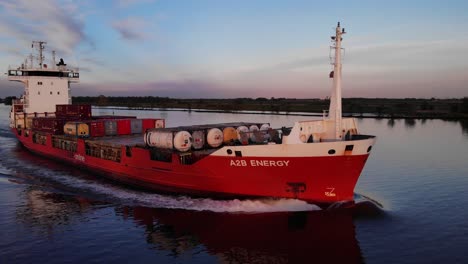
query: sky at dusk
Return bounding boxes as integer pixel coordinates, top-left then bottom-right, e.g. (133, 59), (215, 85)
(1, 0), (467, 99)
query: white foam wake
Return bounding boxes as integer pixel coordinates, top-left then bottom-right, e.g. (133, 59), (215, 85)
(74, 178), (321, 213)
(16, 166), (321, 213)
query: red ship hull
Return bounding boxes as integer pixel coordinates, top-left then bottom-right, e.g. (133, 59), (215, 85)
(13, 128), (374, 204)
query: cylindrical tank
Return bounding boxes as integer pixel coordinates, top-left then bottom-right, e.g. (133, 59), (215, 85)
(260, 124), (270, 131)
(207, 128), (223, 148)
(173, 131), (192, 152)
(249, 125), (259, 142)
(236, 126), (249, 145)
(145, 131), (173, 149)
(191, 130), (205, 150)
(260, 124), (271, 141)
(223, 127), (237, 144)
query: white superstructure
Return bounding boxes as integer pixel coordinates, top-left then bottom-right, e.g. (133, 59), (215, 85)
(7, 41), (79, 114)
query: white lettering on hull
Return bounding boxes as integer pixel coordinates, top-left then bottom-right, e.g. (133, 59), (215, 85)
(325, 187), (336, 197)
(230, 159), (290, 167)
(74, 154), (85, 162)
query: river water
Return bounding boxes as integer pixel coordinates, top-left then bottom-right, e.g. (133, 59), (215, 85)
(1, 104), (468, 264)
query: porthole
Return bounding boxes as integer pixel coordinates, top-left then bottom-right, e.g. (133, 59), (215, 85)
(367, 146), (372, 153)
(328, 149), (336, 155)
(227, 149), (233, 155)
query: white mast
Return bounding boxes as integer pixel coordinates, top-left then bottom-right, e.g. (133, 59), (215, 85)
(328, 22), (346, 140)
(52, 50), (56, 69)
(32, 41), (47, 69)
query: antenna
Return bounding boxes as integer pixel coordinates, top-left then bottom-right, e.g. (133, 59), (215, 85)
(32, 41), (47, 69)
(52, 50), (56, 69)
(28, 53), (34, 68)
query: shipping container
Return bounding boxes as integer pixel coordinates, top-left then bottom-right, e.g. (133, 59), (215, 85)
(56, 104), (92, 119)
(117, 119), (131, 135)
(142, 118), (166, 131)
(25, 117), (34, 129)
(142, 118), (155, 131)
(104, 120), (117, 136)
(87, 121), (106, 137)
(32, 117), (68, 135)
(155, 119), (165, 128)
(93, 115), (136, 120)
(64, 122), (90, 137)
(130, 119), (143, 134)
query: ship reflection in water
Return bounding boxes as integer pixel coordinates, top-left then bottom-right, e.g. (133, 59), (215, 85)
(16, 186), (371, 263)
(120, 207), (365, 263)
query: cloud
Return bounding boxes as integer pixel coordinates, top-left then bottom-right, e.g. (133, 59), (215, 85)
(0, 0), (88, 56)
(112, 17), (147, 40)
(117, 0), (156, 8)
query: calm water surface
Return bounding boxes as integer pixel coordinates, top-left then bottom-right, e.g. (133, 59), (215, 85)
(1, 104), (468, 264)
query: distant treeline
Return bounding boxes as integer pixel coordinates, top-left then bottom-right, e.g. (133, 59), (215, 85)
(3, 95), (468, 119)
(73, 96), (468, 119)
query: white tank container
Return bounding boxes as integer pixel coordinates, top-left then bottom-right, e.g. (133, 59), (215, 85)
(191, 130), (205, 150)
(207, 128), (223, 148)
(145, 131), (173, 149)
(249, 125), (259, 142)
(173, 131), (192, 152)
(260, 123), (271, 141)
(236, 126), (249, 144)
(260, 124), (270, 131)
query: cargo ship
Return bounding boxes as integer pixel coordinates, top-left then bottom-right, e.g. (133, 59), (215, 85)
(6, 23), (376, 205)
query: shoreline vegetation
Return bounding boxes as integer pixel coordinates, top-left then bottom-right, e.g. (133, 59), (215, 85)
(2, 96), (468, 119)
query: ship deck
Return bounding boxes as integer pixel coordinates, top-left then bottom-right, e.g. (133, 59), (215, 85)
(85, 134), (145, 147)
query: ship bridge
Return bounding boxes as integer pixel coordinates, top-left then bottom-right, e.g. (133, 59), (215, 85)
(7, 41), (79, 114)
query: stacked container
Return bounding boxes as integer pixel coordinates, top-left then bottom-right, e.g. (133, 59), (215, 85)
(117, 119), (131, 135)
(56, 104), (92, 119)
(88, 121), (106, 137)
(32, 117), (68, 135)
(142, 118), (166, 131)
(104, 120), (118, 136)
(64, 122), (90, 137)
(93, 115), (136, 120)
(130, 119), (143, 134)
